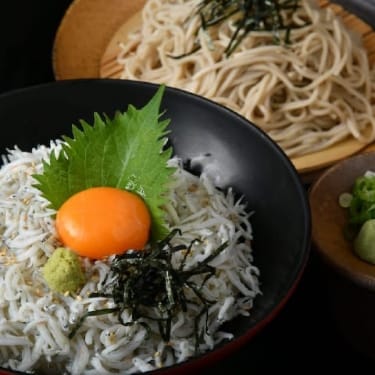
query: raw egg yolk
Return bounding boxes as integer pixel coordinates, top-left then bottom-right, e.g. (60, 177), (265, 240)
(55, 187), (151, 259)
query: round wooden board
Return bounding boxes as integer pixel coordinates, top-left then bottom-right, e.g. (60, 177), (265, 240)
(52, 0), (146, 80)
(52, 0), (375, 176)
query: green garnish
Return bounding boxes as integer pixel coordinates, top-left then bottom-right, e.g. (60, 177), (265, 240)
(33, 85), (175, 240)
(68, 229), (228, 354)
(353, 219), (375, 265)
(338, 192), (352, 208)
(42, 247), (86, 293)
(346, 175), (375, 225)
(173, 0), (306, 58)
(339, 173), (375, 264)
(340, 173), (375, 241)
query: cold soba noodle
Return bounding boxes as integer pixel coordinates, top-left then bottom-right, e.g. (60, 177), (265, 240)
(0, 143), (260, 374)
(117, 0), (375, 157)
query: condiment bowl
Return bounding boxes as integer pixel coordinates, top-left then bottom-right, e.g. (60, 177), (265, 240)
(309, 150), (375, 360)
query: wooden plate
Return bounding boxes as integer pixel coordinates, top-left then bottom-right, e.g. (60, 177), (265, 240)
(52, 0), (375, 176)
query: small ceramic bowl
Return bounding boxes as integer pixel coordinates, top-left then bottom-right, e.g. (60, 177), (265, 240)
(309, 151), (375, 360)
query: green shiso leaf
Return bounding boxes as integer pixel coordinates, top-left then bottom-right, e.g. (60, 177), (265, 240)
(33, 85), (175, 240)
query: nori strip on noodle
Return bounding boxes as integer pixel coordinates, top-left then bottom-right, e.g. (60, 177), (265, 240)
(171, 0), (308, 58)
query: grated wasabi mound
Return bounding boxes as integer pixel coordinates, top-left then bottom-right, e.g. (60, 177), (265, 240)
(42, 247), (86, 293)
(354, 219), (375, 265)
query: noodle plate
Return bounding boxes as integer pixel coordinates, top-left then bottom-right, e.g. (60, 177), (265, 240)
(117, 0), (375, 157)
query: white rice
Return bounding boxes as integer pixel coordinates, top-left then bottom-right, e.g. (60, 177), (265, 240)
(0, 142), (261, 374)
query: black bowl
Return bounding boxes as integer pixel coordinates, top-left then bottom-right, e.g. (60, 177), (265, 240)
(0, 79), (311, 375)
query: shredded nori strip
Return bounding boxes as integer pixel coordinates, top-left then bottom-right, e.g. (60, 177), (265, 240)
(171, 0), (308, 58)
(69, 229), (228, 353)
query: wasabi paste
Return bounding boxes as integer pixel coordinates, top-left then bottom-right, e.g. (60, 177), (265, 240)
(42, 247), (86, 293)
(354, 219), (375, 265)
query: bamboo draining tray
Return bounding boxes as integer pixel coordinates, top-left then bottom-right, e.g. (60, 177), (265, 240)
(52, 0), (375, 178)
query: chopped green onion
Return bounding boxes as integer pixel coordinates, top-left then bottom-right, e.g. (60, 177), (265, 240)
(338, 192), (353, 208)
(341, 171), (375, 242)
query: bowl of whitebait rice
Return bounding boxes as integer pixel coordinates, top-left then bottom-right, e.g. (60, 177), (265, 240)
(0, 79), (311, 375)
